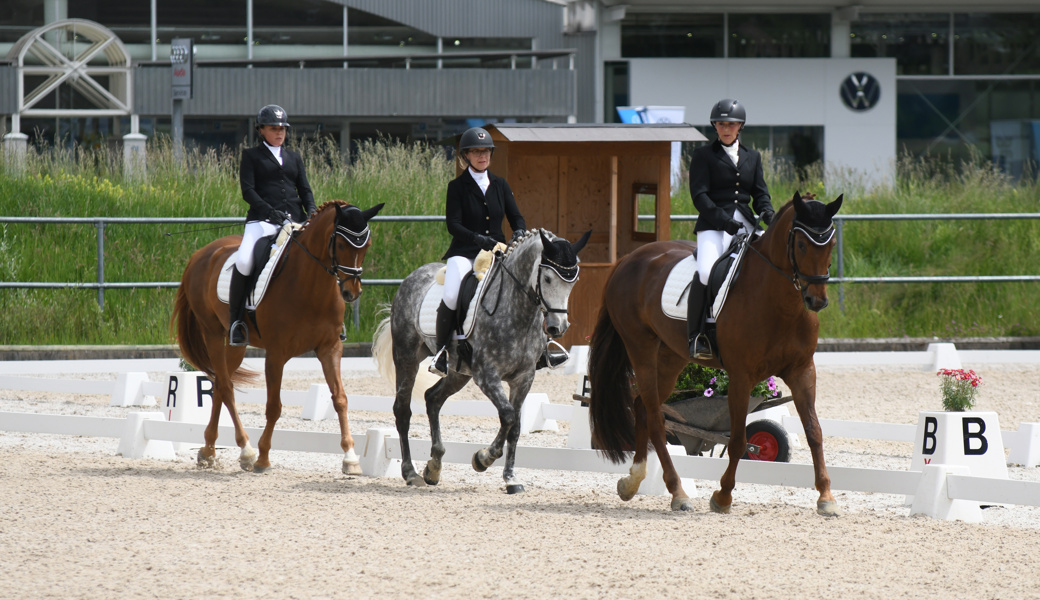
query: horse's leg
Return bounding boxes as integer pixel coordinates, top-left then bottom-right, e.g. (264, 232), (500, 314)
(617, 393), (649, 501)
(314, 340), (359, 475)
(393, 356), (423, 486)
(499, 372), (536, 494)
(253, 354), (286, 473)
(710, 378), (753, 514)
(785, 364), (839, 516)
(470, 367), (514, 474)
(422, 373), (470, 485)
(198, 338), (255, 470)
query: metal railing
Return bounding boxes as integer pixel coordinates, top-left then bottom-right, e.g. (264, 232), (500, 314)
(4, 213), (1040, 314)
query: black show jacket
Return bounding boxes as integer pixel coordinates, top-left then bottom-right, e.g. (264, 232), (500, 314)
(239, 143), (317, 223)
(689, 139), (772, 233)
(443, 169), (526, 260)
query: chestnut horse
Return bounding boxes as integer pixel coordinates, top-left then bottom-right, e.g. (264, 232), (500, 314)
(587, 192), (843, 515)
(171, 200), (383, 473)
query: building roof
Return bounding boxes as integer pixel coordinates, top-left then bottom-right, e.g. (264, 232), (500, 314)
(487, 123), (708, 143)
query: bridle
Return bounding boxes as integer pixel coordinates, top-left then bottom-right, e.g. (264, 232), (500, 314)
(497, 246), (579, 316)
(746, 218), (834, 292)
(288, 206), (370, 286)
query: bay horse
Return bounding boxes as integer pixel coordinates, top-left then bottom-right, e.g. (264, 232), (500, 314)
(171, 200), (384, 473)
(588, 192), (843, 515)
(373, 228), (590, 493)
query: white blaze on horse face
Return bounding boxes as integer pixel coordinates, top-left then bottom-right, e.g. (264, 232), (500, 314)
(542, 271), (577, 337)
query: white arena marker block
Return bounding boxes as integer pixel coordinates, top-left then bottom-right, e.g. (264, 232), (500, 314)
(564, 345), (590, 375)
(910, 464), (981, 523)
(636, 445), (692, 497)
(162, 372), (234, 453)
(566, 400), (592, 450)
(520, 393), (558, 434)
(358, 428), (401, 478)
(906, 410), (1008, 506)
(301, 383), (330, 421)
(927, 342), (961, 371)
(117, 412), (176, 460)
(1008, 422), (1040, 468)
(111, 372), (154, 407)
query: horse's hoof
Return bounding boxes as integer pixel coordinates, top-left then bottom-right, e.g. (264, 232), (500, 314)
(506, 484), (525, 495)
(239, 445), (258, 471)
(251, 463), (268, 474)
(817, 500), (841, 517)
(709, 495), (731, 514)
(406, 474), (427, 487)
(617, 478), (636, 502)
(471, 450), (490, 473)
(422, 464), (440, 486)
(342, 460), (362, 476)
(670, 497), (696, 512)
(196, 449), (215, 468)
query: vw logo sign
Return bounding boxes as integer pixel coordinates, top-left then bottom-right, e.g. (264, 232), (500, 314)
(840, 72), (880, 112)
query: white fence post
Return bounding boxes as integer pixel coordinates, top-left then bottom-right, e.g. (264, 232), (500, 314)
(519, 393), (558, 434)
(110, 372), (154, 407)
(301, 383), (329, 420)
(116, 412), (176, 460)
(1007, 422), (1040, 468)
(927, 342), (962, 371)
(910, 464), (981, 522)
(358, 427), (401, 478)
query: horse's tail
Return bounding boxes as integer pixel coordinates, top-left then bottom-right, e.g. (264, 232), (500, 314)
(171, 283), (213, 377)
(371, 304), (395, 388)
(587, 302), (636, 464)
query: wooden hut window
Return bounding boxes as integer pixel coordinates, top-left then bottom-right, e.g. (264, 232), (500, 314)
(632, 183), (657, 241)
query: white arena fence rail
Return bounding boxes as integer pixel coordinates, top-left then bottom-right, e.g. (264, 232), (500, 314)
(1, 410), (1038, 523)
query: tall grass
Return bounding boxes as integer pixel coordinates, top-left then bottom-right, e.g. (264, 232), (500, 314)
(1, 137), (1038, 345)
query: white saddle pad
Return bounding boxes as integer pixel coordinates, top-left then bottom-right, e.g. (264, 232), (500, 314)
(418, 255), (498, 339)
(217, 224), (295, 310)
(660, 250), (742, 321)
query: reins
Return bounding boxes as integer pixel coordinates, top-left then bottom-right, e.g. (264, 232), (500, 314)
(490, 240), (576, 316)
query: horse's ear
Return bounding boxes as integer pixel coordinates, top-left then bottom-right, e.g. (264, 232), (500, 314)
(792, 190), (805, 214)
(571, 229), (592, 254)
(361, 203), (385, 222)
(826, 194), (844, 218)
(539, 229), (553, 247)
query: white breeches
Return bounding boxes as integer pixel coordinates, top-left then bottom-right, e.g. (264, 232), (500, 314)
(442, 256), (474, 310)
(695, 211), (755, 285)
(234, 220), (280, 275)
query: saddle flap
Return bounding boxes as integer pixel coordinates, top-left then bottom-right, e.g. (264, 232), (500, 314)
(418, 252), (499, 340)
(216, 225), (294, 309)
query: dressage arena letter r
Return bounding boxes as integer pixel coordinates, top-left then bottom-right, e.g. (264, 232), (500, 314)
(166, 376), (179, 409)
(196, 376), (213, 408)
(962, 416), (988, 456)
(922, 416), (937, 455)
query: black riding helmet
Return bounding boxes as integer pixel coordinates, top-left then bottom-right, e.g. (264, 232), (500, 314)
(709, 98), (746, 126)
(256, 104), (291, 129)
(458, 126), (495, 167)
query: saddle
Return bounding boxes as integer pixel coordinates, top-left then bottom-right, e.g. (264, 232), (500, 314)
(660, 234), (750, 322)
(418, 248), (500, 343)
(217, 223), (296, 309)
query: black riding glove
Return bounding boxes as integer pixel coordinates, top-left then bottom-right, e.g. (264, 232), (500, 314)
(511, 228), (527, 243)
(760, 210), (775, 227)
(723, 219), (742, 235)
(267, 208), (288, 224)
(473, 234), (498, 251)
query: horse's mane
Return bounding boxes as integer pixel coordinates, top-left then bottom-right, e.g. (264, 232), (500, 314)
(503, 227), (543, 256)
(298, 199), (352, 233)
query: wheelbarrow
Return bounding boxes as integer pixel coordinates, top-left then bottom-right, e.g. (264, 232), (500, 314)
(662, 392), (793, 462)
(574, 377), (794, 462)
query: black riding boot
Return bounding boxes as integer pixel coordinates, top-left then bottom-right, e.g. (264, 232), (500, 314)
(228, 267), (250, 347)
(687, 278), (713, 360)
(536, 338), (570, 370)
(429, 300), (455, 378)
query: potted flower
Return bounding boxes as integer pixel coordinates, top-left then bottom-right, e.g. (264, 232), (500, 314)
(936, 368), (983, 411)
(667, 364), (781, 403)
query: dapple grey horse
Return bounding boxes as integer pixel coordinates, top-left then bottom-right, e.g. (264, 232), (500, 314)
(373, 228), (590, 493)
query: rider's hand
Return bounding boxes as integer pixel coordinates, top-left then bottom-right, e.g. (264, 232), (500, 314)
(473, 233), (497, 251)
(510, 228), (526, 243)
(760, 210), (775, 226)
(723, 219), (742, 235)
(267, 208), (288, 224)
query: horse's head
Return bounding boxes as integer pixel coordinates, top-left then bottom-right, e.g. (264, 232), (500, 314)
(327, 201), (384, 303)
(536, 229), (592, 338)
(787, 191), (843, 312)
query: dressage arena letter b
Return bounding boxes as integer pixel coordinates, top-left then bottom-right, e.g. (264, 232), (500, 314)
(196, 376), (213, 408)
(922, 416), (937, 455)
(962, 417), (988, 456)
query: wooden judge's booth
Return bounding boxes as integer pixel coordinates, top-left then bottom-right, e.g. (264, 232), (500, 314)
(474, 123), (708, 349)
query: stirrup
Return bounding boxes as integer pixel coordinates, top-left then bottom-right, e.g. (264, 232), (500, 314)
(690, 334), (712, 360)
(429, 347), (448, 378)
(537, 340), (570, 370)
(229, 320), (249, 347)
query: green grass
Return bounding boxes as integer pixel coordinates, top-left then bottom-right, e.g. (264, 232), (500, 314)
(1, 137), (1038, 345)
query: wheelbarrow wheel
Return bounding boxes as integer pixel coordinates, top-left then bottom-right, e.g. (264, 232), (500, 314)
(743, 419), (790, 462)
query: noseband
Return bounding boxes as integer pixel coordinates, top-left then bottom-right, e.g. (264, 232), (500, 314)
(747, 218), (834, 291)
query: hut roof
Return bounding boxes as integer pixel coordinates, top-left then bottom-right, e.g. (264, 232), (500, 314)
(486, 123), (708, 143)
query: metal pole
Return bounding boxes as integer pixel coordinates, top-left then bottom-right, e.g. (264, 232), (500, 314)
(172, 98), (183, 164)
(836, 219), (845, 313)
(95, 220), (105, 310)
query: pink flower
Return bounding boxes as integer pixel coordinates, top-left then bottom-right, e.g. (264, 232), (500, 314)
(704, 388), (714, 397)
